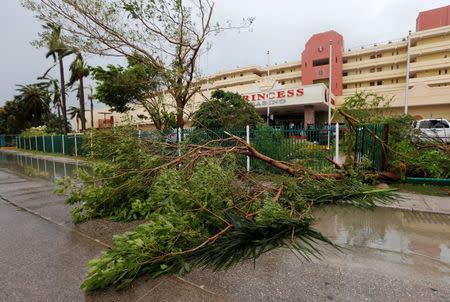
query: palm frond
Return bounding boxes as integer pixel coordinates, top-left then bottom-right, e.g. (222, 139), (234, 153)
(190, 215), (336, 271)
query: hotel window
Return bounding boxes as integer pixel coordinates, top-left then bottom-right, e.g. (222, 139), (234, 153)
(376, 54), (382, 58)
(377, 81), (382, 86)
(391, 65), (394, 70)
(396, 79), (399, 83)
(343, 58), (348, 63)
(370, 68), (375, 73)
(396, 65), (399, 69)
(370, 55), (376, 59)
(281, 70), (285, 74)
(343, 84), (348, 89)
(377, 67), (382, 72)
(223, 77), (227, 80)
(313, 58), (329, 67)
(343, 72), (348, 76)
(370, 82), (375, 86)
(240, 74), (243, 77)
(281, 81), (286, 85)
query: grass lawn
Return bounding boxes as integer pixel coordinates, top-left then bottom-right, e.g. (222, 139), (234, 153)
(393, 183), (450, 197)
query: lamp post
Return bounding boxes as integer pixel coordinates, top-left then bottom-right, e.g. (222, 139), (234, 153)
(266, 50), (271, 125)
(327, 40), (333, 149)
(404, 30), (412, 115)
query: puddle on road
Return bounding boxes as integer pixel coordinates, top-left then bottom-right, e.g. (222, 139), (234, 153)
(1, 150), (450, 267)
(0, 151), (82, 181)
(314, 205), (450, 266)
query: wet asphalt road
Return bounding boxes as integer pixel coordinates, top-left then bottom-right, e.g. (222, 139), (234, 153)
(0, 160), (450, 301)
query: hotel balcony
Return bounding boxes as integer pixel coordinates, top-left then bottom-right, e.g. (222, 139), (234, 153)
(343, 54), (406, 71)
(343, 40), (407, 57)
(410, 40), (450, 57)
(342, 69), (406, 84)
(342, 83), (405, 96)
(410, 57), (450, 73)
(210, 74), (262, 89)
(410, 74), (450, 86)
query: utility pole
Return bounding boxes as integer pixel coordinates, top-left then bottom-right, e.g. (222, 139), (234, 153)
(327, 40), (333, 149)
(266, 50), (271, 125)
(404, 30), (412, 115)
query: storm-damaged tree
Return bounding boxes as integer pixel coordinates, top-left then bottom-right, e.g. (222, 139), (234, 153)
(39, 22), (76, 134)
(91, 55), (176, 130)
(68, 53), (90, 131)
(22, 0), (254, 128)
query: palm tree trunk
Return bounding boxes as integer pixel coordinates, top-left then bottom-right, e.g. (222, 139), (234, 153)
(59, 57), (68, 134)
(79, 78), (86, 131)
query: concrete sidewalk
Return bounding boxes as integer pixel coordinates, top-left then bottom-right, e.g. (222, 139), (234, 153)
(1, 168), (450, 301)
(379, 192), (450, 215)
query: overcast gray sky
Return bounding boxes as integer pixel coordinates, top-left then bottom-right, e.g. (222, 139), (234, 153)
(1, 0), (449, 108)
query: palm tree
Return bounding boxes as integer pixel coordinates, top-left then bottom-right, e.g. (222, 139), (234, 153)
(68, 106), (82, 132)
(68, 53), (89, 131)
(44, 22), (76, 135)
(14, 83), (51, 126)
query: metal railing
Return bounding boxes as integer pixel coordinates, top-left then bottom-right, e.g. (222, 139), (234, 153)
(15, 134), (84, 157)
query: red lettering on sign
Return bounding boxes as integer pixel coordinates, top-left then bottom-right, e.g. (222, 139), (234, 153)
(268, 92), (276, 99)
(296, 88), (304, 96)
(277, 91), (285, 98)
(287, 89), (295, 97)
(257, 93), (266, 101)
(244, 95), (249, 101)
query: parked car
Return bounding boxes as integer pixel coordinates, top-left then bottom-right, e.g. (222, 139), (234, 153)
(414, 119), (450, 143)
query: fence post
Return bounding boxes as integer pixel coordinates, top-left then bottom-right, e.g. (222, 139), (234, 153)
(62, 135), (65, 154)
(246, 125), (250, 172)
(51, 135), (54, 153)
(177, 128), (181, 157)
(43, 136), (46, 153)
(74, 134), (78, 157)
(381, 124), (389, 171)
(35, 136), (38, 151)
(334, 123), (342, 165)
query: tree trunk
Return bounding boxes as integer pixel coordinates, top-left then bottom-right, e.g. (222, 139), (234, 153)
(176, 103), (184, 129)
(79, 77), (86, 131)
(90, 97), (94, 129)
(59, 58), (68, 134)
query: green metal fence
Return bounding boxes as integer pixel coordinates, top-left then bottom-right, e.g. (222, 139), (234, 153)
(0, 135), (18, 147)
(16, 134), (84, 156)
(6, 124), (386, 173)
(179, 127), (336, 173)
(354, 124), (387, 171)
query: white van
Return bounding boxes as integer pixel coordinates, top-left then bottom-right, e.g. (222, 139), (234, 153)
(414, 119), (450, 143)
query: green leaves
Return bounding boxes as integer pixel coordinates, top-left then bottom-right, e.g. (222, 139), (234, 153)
(60, 127), (397, 291)
(193, 90), (264, 129)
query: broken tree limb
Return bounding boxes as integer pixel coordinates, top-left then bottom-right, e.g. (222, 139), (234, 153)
(224, 131), (308, 176)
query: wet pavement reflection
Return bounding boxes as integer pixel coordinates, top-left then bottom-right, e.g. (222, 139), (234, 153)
(314, 206), (450, 266)
(0, 151), (82, 181)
